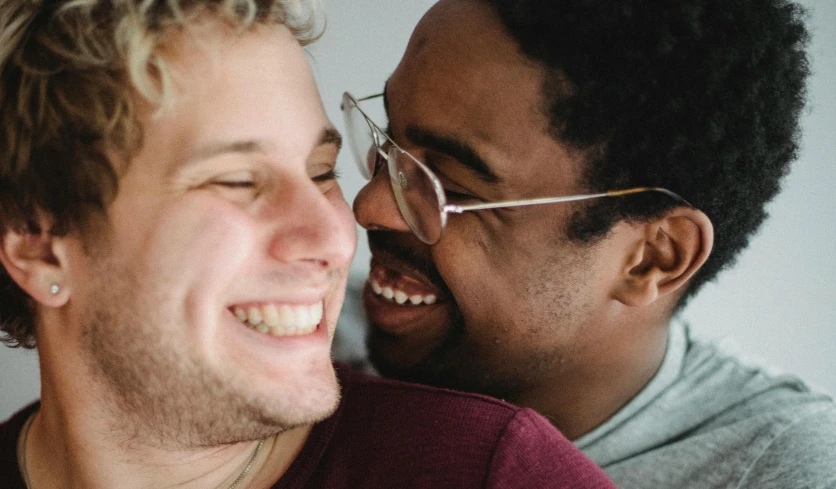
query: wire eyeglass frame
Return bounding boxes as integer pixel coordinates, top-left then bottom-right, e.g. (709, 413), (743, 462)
(341, 92), (691, 245)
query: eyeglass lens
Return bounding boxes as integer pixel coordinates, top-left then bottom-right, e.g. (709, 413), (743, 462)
(343, 96), (379, 179)
(387, 147), (446, 244)
(343, 93), (446, 244)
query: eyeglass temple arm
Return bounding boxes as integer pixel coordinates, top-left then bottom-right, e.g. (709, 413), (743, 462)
(356, 93), (385, 103)
(443, 187), (691, 214)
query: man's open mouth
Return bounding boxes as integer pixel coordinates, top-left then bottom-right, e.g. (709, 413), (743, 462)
(367, 260), (443, 307)
(369, 278), (438, 306)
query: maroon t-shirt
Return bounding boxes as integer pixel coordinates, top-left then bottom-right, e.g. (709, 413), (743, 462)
(0, 365), (614, 488)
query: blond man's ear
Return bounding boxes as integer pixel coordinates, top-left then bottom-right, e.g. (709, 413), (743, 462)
(0, 224), (71, 308)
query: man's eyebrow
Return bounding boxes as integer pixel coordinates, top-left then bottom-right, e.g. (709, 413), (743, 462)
(383, 79), (499, 183)
(319, 127), (342, 150)
(176, 127), (341, 175)
(405, 127), (502, 184)
(182, 140), (271, 172)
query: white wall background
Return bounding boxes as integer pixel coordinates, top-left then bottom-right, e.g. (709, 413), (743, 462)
(1, 0), (833, 419)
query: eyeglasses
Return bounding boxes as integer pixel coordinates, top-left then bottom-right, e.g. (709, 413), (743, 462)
(341, 92), (691, 245)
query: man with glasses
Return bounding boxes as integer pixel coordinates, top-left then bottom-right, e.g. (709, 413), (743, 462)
(345, 0), (836, 488)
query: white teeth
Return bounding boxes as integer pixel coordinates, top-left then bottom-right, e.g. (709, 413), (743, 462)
(234, 307), (248, 321)
(296, 306), (310, 328)
(279, 305), (294, 325)
(232, 302), (323, 337)
(263, 305), (280, 327)
(247, 307), (262, 326)
(369, 280), (439, 306)
(311, 303), (323, 325)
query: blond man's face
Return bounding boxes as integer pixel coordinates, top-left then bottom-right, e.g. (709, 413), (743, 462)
(61, 21), (356, 448)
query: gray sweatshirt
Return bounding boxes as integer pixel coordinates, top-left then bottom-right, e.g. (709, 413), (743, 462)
(575, 321), (836, 489)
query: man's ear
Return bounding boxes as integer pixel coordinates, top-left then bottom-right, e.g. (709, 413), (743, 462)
(0, 225), (71, 308)
(613, 207), (714, 307)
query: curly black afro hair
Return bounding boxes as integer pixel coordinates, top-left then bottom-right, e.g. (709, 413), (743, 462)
(487, 0), (810, 303)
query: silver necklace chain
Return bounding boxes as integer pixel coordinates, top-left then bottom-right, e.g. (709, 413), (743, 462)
(19, 412), (265, 489)
(225, 439), (265, 489)
(19, 412), (34, 489)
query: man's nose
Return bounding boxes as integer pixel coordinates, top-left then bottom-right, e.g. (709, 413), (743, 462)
(353, 166), (412, 234)
(266, 178), (356, 272)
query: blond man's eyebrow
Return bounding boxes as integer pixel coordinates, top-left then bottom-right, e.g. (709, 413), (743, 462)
(174, 126), (341, 176)
(319, 127), (343, 150)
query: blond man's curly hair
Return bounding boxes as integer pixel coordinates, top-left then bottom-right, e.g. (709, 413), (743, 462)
(0, 0), (319, 348)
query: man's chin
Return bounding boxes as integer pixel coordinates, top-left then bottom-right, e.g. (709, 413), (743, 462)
(365, 318), (452, 370)
(365, 322), (468, 390)
(367, 342), (460, 393)
(244, 356), (341, 429)
(367, 331), (530, 403)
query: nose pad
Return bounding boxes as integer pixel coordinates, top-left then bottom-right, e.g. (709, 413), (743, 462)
(353, 166), (411, 234)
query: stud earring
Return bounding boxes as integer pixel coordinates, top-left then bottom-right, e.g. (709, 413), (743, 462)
(49, 284), (60, 295)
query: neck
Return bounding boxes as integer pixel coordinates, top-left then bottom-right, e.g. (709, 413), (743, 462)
(23, 405), (298, 489)
(516, 314), (671, 440)
(27, 340), (311, 489)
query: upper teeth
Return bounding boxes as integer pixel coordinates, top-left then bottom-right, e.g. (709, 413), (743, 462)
(232, 302), (323, 336)
(370, 280), (437, 306)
